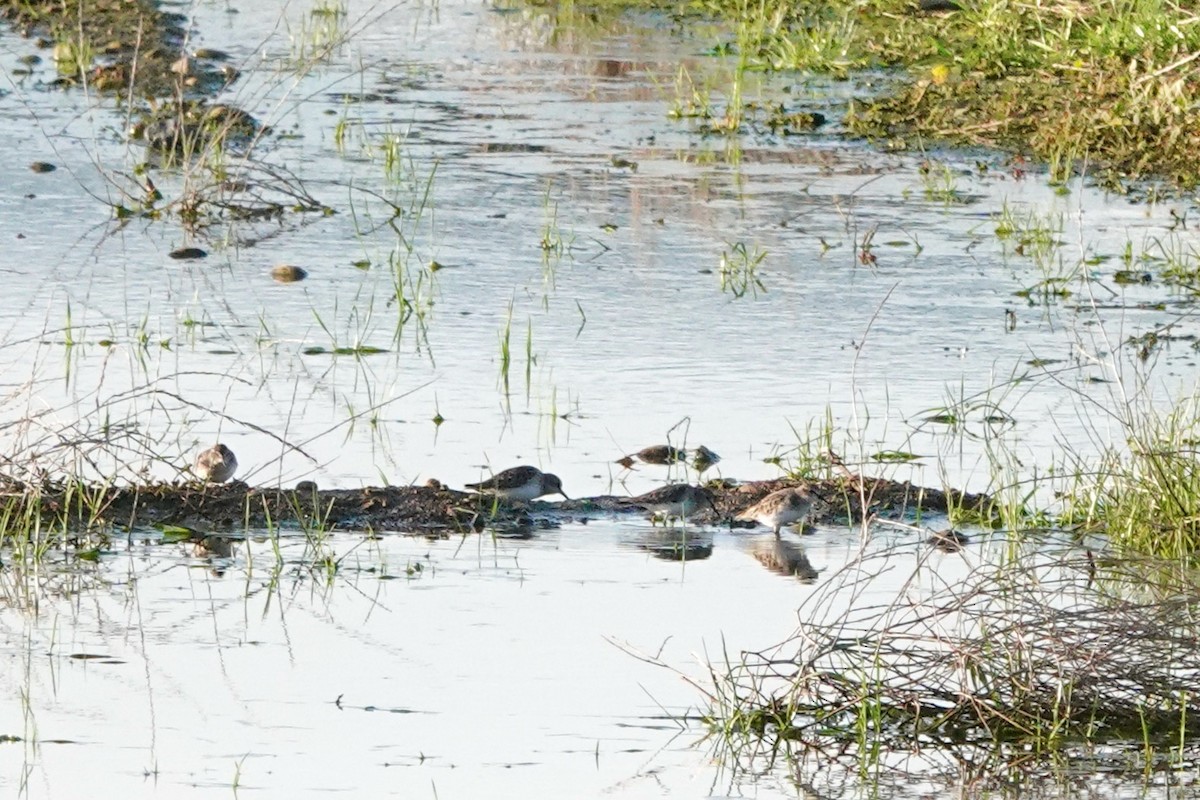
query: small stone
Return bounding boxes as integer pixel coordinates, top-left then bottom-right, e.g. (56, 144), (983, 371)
(271, 264), (308, 283)
(169, 247), (207, 260)
(194, 48), (231, 61)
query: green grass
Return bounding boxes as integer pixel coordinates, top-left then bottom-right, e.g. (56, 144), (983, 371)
(636, 0), (1200, 189)
(285, 0), (351, 70)
(498, 298), (514, 399)
(1056, 391), (1200, 560)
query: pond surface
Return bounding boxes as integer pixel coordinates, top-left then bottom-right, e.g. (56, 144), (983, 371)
(0, 520), (904, 798)
(2, 0), (1194, 497)
(2, 0), (1200, 796)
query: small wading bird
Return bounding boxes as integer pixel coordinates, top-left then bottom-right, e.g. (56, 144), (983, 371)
(465, 465), (569, 502)
(692, 445), (721, 472)
(627, 483), (716, 520)
(193, 443), (238, 484)
(617, 445), (688, 469)
(735, 486), (819, 538)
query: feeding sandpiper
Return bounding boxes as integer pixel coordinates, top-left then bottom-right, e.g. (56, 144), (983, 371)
(465, 465), (569, 502)
(627, 483), (716, 519)
(619, 443), (686, 470)
(193, 443), (238, 484)
(735, 486), (819, 538)
(692, 445), (721, 472)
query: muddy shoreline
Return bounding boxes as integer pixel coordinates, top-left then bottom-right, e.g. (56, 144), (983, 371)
(0, 0), (234, 98)
(4, 476), (992, 540)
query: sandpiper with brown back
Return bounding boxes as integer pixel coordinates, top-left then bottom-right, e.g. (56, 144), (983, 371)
(465, 465), (569, 502)
(627, 483), (716, 520)
(736, 485), (819, 538)
(193, 443), (238, 484)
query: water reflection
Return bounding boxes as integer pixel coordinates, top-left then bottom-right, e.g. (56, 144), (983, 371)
(4, 0), (1197, 796)
(748, 536), (820, 582)
(627, 527), (714, 561)
(487, 521), (538, 540)
(926, 528), (970, 552)
(189, 533), (239, 560)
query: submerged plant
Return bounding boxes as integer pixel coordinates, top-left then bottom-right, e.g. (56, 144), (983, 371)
(702, 540), (1200, 778)
(718, 241), (767, 298)
(286, 0), (351, 69)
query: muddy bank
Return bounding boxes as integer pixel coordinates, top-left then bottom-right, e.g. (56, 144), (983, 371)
(1, 0), (235, 98)
(1, 0), (263, 157)
(1, 476), (992, 540)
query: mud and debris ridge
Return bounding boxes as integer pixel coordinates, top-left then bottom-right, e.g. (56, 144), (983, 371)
(0, 0), (237, 98)
(2, 477), (994, 538)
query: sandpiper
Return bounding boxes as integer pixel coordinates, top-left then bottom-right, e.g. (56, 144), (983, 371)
(736, 486), (818, 538)
(692, 445), (721, 472)
(627, 483), (716, 519)
(193, 443), (238, 484)
(635, 445), (688, 465)
(465, 465), (568, 502)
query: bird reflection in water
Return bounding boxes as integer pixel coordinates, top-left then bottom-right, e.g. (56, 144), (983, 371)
(633, 529), (714, 562)
(926, 528), (970, 552)
(750, 537), (820, 582)
(191, 535), (237, 559)
(487, 521), (538, 540)
(188, 535), (239, 578)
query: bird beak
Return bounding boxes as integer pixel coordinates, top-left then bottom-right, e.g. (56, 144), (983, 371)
(559, 490), (570, 500)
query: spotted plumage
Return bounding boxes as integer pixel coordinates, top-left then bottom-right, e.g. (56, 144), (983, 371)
(193, 444), (238, 484)
(736, 486), (818, 538)
(465, 465), (568, 502)
(627, 483), (715, 518)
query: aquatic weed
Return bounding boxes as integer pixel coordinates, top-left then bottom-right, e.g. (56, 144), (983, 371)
(718, 241), (767, 298)
(702, 540), (1200, 777)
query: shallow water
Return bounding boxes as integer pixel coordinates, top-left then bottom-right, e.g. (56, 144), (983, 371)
(2, 0), (1200, 796)
(1, 0), (1194, 498)
(0, 518), (894, 798)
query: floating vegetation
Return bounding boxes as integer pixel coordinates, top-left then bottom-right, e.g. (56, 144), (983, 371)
(993, 203), (1063, 259)
(870, 449), (922, 463)
(302, 345), (388, 357)
(917, 160), (963, 204)
(1113, 269), (1153, 285)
